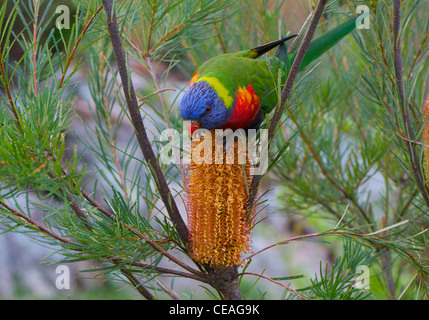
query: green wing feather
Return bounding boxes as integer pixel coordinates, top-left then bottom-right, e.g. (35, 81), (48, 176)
(195, 17), (357, 115)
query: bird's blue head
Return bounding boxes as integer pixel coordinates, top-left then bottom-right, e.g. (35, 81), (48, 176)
(180, 81), (232, 134)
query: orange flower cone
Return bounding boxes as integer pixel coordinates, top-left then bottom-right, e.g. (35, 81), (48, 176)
(185, 130), (254, 267)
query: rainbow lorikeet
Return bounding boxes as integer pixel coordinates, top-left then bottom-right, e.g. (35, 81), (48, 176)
(180, 18), (357, 135)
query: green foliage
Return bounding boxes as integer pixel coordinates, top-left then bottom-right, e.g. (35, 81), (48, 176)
(0, 0), (427, 300)
(308, 240), (376, 300)
(268, 0), (428, 300)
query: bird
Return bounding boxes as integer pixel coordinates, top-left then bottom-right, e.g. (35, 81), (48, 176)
(180, 18), (357, 136)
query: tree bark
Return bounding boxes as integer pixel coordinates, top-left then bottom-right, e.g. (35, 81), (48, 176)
(101, 0), (189, 245)
(209, 266), (242, 300)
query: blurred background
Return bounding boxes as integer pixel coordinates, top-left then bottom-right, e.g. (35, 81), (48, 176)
(1, 0), (427, 299)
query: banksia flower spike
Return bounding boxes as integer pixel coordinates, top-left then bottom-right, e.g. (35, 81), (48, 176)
(423, 96), (429, 183)
(185, 130), (254, 267)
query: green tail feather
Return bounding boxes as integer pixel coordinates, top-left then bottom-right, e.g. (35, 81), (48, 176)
(288, 17), (357, 70)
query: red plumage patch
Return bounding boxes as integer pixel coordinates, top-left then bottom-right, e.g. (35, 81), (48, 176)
(189, 71), (200, 87)
(221, 85), (260, 130)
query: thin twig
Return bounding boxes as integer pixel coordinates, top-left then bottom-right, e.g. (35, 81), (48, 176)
(80, 189), (203, 278)
(156, 278), (181, 300)
(150, 23), (185, 56)
(214, 23), (227, 54)
(377, 26), (396, 88)
(0, 199), (72, 244)
(1, 195), (203, 297)
(1, 198), (156, 300)
(65, 191), (93, 231)
(97, 54), (130, 203)
(393, 0), (429, 206)
(246, 230), (334, 260)
(65, 182), (207, 280)
(395, 131), (429, 147)
(32, 0), (39, 95)
(117, 264), (155, 300)
(0, 45), (21, 131)
(407, 26), (429, 79)
(58, 4), (103, 89)
(132, 261), (208, 283)
(247, 0), (328, 218)
(245, 228), (418, 263)
(101, 0), (189, 244)
(146, 0), (157, 54)
(240, 272), (307, 300)
(287, 111), (348, 195)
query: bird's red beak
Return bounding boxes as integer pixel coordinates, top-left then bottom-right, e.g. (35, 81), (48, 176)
(187, 120), (200, 136)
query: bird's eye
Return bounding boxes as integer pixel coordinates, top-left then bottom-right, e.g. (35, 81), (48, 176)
(205, 106), (212, 113)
